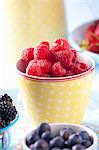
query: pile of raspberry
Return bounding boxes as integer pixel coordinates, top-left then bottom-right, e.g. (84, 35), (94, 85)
(20, 38), (89, 77)
(81, 20), (99, 54)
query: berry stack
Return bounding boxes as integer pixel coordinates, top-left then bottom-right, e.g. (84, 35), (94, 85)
(0, 94), (17, 128)
(25, 122), (93, 150)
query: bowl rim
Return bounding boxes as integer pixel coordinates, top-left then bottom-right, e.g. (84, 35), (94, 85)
(23, 123), (98, 150)
(16, 52), (95, 82)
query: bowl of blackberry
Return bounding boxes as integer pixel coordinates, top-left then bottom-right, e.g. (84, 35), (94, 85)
(23, 122), (98, 150)
(0, 93), (18, 149)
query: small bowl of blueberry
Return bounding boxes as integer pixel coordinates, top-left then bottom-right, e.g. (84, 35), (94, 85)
(23, 122), (98, 150)
(0, 94), (19, 149)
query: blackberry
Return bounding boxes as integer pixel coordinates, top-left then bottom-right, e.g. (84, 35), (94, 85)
(0, 94), (12, 103)
(0, 94), (18, 128)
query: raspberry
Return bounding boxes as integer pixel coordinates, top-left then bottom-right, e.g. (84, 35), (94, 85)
(26, 60), (52, 76)
(51, 62), (66, 77)
(85, 24), (96, 42)
(71, 49), (77, 63)
(40, 41), (50, 48)
(21, 48), (34, 63)
(17, 59), (28, 73)
(52, 38), (70, 52)
(66, 70), (74, 76)
(56, 51), (73, 69)
(34, 43), (49, 60)
(48, 49), (57, 63)
(26, 64), (42, 76)
(37, 60), (52, 74)
(88, 42), (99, 54)
(94, 24), (99, 36)
(71, 61), (89, 74)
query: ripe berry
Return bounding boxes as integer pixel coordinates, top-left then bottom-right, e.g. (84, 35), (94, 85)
(56, 51), (73, 69)
(26, 64), (42, 76)
(34, 43), (49, 60)
(38, 122), (51, 137)
(79, 131), (90, 141)
(26, 129), (39, 147)
(52, 38), (70, 52)
(21, 48), (34, 63)
(30, 139), (49, 150)
(41, 131), (53, 143)
(72, 144), (85, 150)
(67, 133), (83, 147)
(51, 62), (66, 77)
(82, 140), (92, 148)
(49, 136), (65, 149)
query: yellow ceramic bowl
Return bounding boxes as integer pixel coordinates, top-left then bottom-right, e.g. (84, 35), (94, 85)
(16, 53), (95, 126)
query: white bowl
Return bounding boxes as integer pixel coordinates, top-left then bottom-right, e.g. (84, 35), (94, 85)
(68, 19), (99, 64)
(23, 123), (98, 150)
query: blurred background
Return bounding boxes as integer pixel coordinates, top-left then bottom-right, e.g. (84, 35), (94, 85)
(0, 0), (99, 89)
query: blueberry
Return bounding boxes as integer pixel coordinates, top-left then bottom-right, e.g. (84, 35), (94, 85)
(82, 140), (92, 148)
(72, 144), (85, 150)
(59, 128), (69, 141)
(38, 122), (51, 137)
(31, 139), (49, 150)
(67, 134), (82, 147)
(41, 131), (53, 143)
(62, 148), (71, 150)
(51, 148), (61, 150)
(26, 129), (39, 147)
(79, 131), (90, 140)
(49, 136), (65, 149)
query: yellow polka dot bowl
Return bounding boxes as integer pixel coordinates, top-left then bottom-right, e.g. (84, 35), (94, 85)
(16, 52), (95, 127)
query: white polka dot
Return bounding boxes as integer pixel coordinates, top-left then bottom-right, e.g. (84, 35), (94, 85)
(46, 113), (50, 116)
(75, 98), (79, 102)
(68, 92), (73, 96)
(73, 113), (77, 116)
(32, 85), (36, 88)
(56, 107), (61, 111)
(57, 99), (62, 103)
(61, 83), (65, 87)
(50, 90), (54, 94)
(66, 99), (71, 103)
(69, 83), (74, 87)
(55, 114), (59, 118)
(32, 92), (35, 95)
(47, 106), (51, 109)
(60, 92), (64, 95)
(48, 98), (52, 102)
(51, 83), (56, 86)
(65, 114), (69, 118)
(66, 107), (70, 111)
(77, 82), (81, 85)
(39, 95), (43, 99)
(30, 98), (34, 102)
(42, 82), (47, 85)
(74, 105), (78, 109)
(24, 87), (28, 91)
(38, 102), (42, 106)
(77, 90), (81, 94)
(41, 88), (45, 92)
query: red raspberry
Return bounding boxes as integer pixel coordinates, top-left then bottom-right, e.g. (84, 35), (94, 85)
(71, 49), (77, 63)
(52, 38), (70, 52)
(26, 63), (42, 76)
(51, 62), (66, 77)
(48, 49), (57, 63)
(88, 42), (99, 54)
(40, 41), (50, 48)
(71, 61), (89, 74)
(66, 70), (74, 76)
(37, 60), (52, 74)
(56, 51), (73, 69)
(34, 43), (49, 60)
(17, 59), (28, 73)
(85, 24), (96, 42)
(94, 24), (99, 37)
(21, 48), (34, 63)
